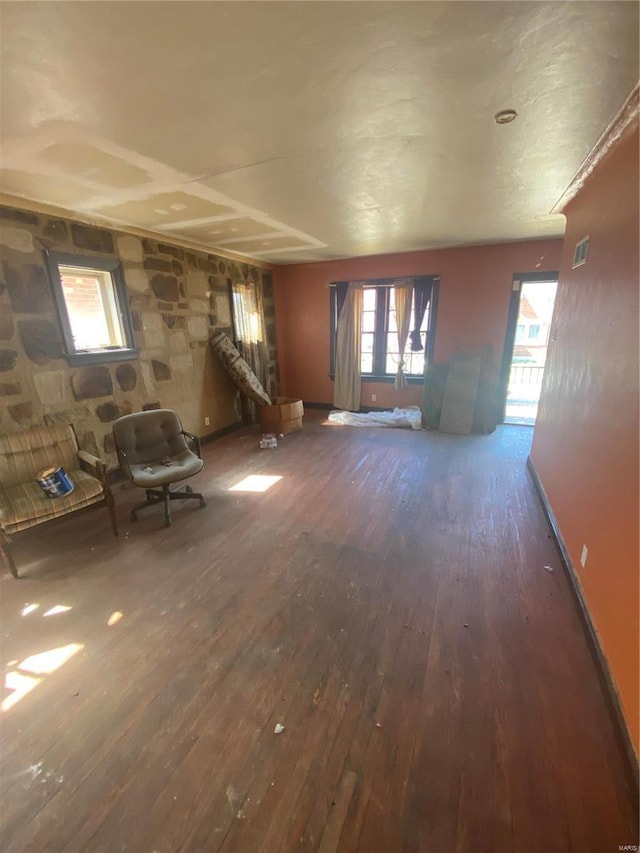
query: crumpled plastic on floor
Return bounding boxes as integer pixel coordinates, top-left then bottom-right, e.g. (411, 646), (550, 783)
(327, 405), (423, 430)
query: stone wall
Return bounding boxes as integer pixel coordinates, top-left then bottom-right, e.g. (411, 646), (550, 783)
(0, 205), (279, 468)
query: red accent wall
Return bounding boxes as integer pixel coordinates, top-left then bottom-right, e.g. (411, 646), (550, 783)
(274, 239), (563, 409)
(530, 123), (639, 752)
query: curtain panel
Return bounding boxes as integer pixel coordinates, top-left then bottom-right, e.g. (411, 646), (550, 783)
(231, 279), (270, 422)
(334, 282), (365, 411)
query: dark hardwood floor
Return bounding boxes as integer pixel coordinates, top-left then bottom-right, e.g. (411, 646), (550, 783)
(0, 413), (637, 852)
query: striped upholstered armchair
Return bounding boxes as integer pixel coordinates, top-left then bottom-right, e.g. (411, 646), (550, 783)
(0, 423), (117, 578)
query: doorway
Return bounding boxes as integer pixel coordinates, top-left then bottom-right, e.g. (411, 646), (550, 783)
(498, 273), (558, 426)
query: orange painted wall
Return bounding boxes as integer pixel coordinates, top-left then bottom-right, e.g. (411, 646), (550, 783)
(274, 239), (563, 408)
(530, 123), (639, 752)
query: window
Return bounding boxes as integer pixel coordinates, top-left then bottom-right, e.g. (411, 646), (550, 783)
(515, 324), (525, 343)
(528, 324), (540, 339)
(46, 252), (138, 365)
(330, 277), (439, 379)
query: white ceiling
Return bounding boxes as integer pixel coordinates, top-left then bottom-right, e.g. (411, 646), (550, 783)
(0, 2), (638, 263)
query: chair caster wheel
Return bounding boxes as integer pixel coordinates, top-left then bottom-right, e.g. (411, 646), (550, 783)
(185, 485), (193, 493)
(130, 511), (138, 523)
(199, 498), (206, 508)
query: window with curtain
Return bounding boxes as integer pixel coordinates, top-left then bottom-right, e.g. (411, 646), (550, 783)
(330, 277), (439, 379)
(231, 280), (271, 414)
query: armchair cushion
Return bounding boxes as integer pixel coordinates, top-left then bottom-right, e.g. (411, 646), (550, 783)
(1, 469), (105, 534)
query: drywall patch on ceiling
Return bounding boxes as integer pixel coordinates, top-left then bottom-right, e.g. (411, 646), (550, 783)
(40, 143), (151, 189)
(0, 169), (89, 208)
(174, 217), (282, 243)
(229, 235), (314, 254)
(94, 192), (235, 228)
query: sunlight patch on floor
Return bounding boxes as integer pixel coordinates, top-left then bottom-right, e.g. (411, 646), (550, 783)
(229, 475), (282, 493)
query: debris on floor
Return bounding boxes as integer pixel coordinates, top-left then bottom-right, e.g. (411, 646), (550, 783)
(273, 723), (285, 734)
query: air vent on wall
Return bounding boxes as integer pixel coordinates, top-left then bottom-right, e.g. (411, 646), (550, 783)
(572, 236), (589, 268)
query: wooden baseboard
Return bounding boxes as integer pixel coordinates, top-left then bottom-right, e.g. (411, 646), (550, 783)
(526, 455), (639, 797)
(302, 401), (333, 410)
(200, 420), (243, 445)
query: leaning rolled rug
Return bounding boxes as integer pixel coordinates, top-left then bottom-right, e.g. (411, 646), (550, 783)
(210, 331), (272, 406)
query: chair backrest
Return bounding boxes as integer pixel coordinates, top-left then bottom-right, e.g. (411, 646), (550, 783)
(0, 423), (79, 489)
(112, 409), (189, 467)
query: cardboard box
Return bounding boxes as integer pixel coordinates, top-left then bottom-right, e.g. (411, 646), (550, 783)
(258, 397), (304, 435)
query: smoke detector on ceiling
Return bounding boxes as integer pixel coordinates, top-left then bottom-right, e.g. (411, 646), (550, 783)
(494, 109), (518, 124)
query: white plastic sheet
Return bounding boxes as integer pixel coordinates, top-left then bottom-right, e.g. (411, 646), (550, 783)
(327, 405), (423, 430)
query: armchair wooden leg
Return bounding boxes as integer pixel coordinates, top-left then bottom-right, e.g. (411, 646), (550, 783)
(105, 488), (118, 536)
(1, 531), (18, 579)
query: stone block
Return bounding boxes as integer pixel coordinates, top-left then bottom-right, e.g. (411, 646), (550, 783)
(197, 258), (216, 273)
(218, 260), (226, 274)
(162, 314), (186, 329)
(143, 401), (161, 411)
(187, 270), (210, 297)
(80, 430), (100, 457)
(103, 433), (116, 454)
(0, 350), (19, 372)
(187, 316), (209, 340)
(177, 302), (188, 310)
(144, 327), (165, 349)
(0, 226), (35, 254)
(172, 260), (184, 276)
(19, 319), (64, 364)
(140, 362), (155, 395)
(186, 253), (197, 269)
(71, 224), (114, 254)
(150, 274), (179, 302)
(43, 220), (68, 242)
(158, 243), (184, 260)
(0, 312), (14, 341)
(170, 354), (193, 372)
(117, 235), (144, 263)
(189, 340), (207, 349)
(0, 381), (21, 395)
(34, 371), (68, 406)
(169, 331), (188, 353)
(142, 238), (157, 255)
(72, 366), (113, 400)
(4, 262), (51, 313)
(157, 301), (174, 311)
(9, 401), (32, 424)
(124, 267), (149, 293)
(0, 207), (38, 225)
(116, 363), (137, 391)
(152, 359), (171, 381)
(190, 298), (209, 315)
(96, 401), (133, 422)
(144, 257), (172, 273)
(215, 293), (231, 326)
(141, 312), (163, 331)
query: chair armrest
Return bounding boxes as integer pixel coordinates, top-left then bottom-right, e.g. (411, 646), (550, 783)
(78, 450), (108, 483)
(182, 430), (202, 459)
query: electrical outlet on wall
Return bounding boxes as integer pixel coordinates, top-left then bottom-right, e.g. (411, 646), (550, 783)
(204, 416), (210, 427)
(371, 394), (377, 402)
(580, 544), (588, 567)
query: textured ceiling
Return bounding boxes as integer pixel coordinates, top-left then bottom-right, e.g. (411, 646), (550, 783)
(0, 1), (638, 262)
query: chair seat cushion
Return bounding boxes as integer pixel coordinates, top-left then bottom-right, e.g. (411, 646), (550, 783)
(0, 469), (105, 534)
(129, 450), (204, 488)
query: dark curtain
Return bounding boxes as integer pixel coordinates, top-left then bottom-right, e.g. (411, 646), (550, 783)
(410, 279), (433, 351)
(336, 281), (349, 321)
